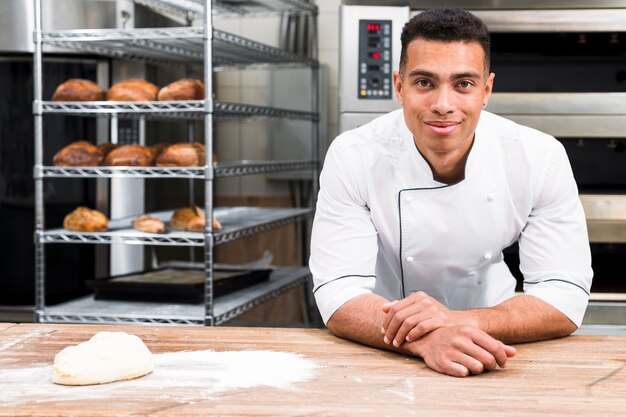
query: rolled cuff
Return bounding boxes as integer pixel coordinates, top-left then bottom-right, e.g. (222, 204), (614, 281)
(313, 275), (377, 324)
(523, 279), (590, 327)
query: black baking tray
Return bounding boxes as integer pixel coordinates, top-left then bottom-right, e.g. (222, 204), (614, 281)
(86, 267), (271, 304)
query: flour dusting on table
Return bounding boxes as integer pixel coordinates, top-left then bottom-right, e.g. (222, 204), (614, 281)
(0, 329), (44, 351)
(0, 349), (317, 404)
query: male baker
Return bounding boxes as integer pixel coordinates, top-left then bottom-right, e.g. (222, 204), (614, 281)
(309, 8), (593, 377)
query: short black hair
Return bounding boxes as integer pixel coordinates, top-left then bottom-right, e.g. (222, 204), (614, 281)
(399, 8), (490, 75)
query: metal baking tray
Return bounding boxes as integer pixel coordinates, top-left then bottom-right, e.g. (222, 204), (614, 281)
(86, 267), (271, 304)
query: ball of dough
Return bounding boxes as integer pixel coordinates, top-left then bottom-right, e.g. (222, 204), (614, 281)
(52, 331), (154, 386)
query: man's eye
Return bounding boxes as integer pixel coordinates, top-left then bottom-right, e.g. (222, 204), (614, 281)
(458, 80), (472, 88)
(415, 79), (431, 87)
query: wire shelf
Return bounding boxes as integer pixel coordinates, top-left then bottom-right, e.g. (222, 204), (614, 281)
(41, 206), (314, 247)
(134, 0), (316, 24)
(43, 166), (204, 178)
(41, 160), (314, 178)
(41, 266), (309, 325)
(216, 160), (315, 177)
(41, 27), (315, 68)
(39, 100), (317, 121)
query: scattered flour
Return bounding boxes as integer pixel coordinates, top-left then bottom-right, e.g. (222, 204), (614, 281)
(0, 329), (44, 351)
(0, 349), (317, 405)
(384, 378), (416, 403)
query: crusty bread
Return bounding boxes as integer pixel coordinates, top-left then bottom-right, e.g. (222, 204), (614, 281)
(107, 79), (159, 101)
(132, 215), (166, 234)
(169, 205), (221, 232)
(53, 141), (101, 166)
(63, 207), (109, 232)
(157, 78), (205, 101)
(155, 143), (203, 166)
(96, 143), (119, 164)
(52, 79), (105, 101)
(149, 143), (170, 161)
(103, 145), (157, 166)
(154, 143), (217, 166)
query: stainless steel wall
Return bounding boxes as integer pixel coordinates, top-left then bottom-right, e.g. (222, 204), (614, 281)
(0, 0), (118, 53)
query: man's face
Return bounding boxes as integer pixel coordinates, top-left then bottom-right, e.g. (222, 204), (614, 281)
(394, 39), (494, 160)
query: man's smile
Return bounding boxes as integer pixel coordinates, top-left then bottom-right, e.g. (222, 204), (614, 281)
(424, 120), (461, 135)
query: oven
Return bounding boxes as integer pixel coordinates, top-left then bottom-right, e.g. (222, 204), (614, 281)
(339, 1), (626, 330)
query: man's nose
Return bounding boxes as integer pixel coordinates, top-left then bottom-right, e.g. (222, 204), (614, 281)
(431, 87), (454, 115)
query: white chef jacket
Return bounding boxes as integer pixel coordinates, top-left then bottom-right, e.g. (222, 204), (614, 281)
(309, 109), (593, 327)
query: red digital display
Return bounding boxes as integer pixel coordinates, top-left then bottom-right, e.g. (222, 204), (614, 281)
(370, 51), (381, 60)
(367, 23), (381, 32)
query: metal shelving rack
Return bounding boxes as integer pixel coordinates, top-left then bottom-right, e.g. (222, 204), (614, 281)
(40, 100), (317, 120)
(32, 0), (319, 325)
(42, 27), (317, 68)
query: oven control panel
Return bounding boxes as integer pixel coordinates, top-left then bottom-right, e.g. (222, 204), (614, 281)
(358, 19), (392, 99)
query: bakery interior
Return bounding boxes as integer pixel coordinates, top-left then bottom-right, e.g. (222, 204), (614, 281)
(1, 0), (626, 331)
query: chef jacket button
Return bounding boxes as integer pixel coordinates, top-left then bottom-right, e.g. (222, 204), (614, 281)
(477, 280), (483, 286)
(406, 256), (415, 262)
(486, 193), (495, 202)
(482, 252), (492, 260)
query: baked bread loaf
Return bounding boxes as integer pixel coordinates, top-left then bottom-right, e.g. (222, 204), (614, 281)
(107, 79), (159, 101)
(53, 141), (101, 166)
(103, 145), (157, 166)
(155, 143), (204, 166)
(96, 143), (119, 163)
(63, 207), (109, 232)
(169, 205), (221, 232)
(132, 215), (166, 234)
(52, 79), (105, 101)
(149, 143), (170, 160)
(157, 78), (205, 101)
(154, 143), (217, 166)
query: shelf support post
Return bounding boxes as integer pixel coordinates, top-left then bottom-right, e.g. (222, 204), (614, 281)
(33, 0), (46, 323)
(204, 0), (215, 326)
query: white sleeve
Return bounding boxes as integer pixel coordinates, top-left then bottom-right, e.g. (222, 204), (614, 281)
(519, 142), (593, 327)
(309, 141), (379, 324)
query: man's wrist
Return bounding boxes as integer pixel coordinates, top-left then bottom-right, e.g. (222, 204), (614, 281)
(453, 310), (482, 329)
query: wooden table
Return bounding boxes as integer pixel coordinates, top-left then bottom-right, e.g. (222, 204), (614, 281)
(1, 323), (625, 416)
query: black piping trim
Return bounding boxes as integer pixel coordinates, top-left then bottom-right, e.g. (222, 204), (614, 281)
(524, 279), (590, 296)
(312, 274), (377, 294)
(398, 185), (451, 298)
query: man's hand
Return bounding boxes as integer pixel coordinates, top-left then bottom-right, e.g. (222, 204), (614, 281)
(327, 294), (518, 377)
(381, 291), (474, 348)
(408, 325), (517, 377)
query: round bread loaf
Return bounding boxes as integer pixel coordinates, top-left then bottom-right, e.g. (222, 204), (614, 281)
(53, 141), (101, 166)
(157, 78), (205, 101)
(96, 143), (119, 164)
(63, 207), (109, 232)
(103, 145), (157, 166)
(132, 215), (166, 234)
(52, 79), (105, 101)
(107, 79), (159, 101)
(149, 142), (170, 160)
(155, 143), (203, 166)
(170, 205), (221, 232)
(155, 143), (217, 166)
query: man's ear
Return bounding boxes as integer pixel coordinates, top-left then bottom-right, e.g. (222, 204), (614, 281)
(393, 71), (404, 106)
(482, 72), (495, 107)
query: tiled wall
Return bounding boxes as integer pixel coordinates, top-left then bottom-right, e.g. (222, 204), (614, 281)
(317, 0), (341, 141)
(214, 0), (341, 198)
